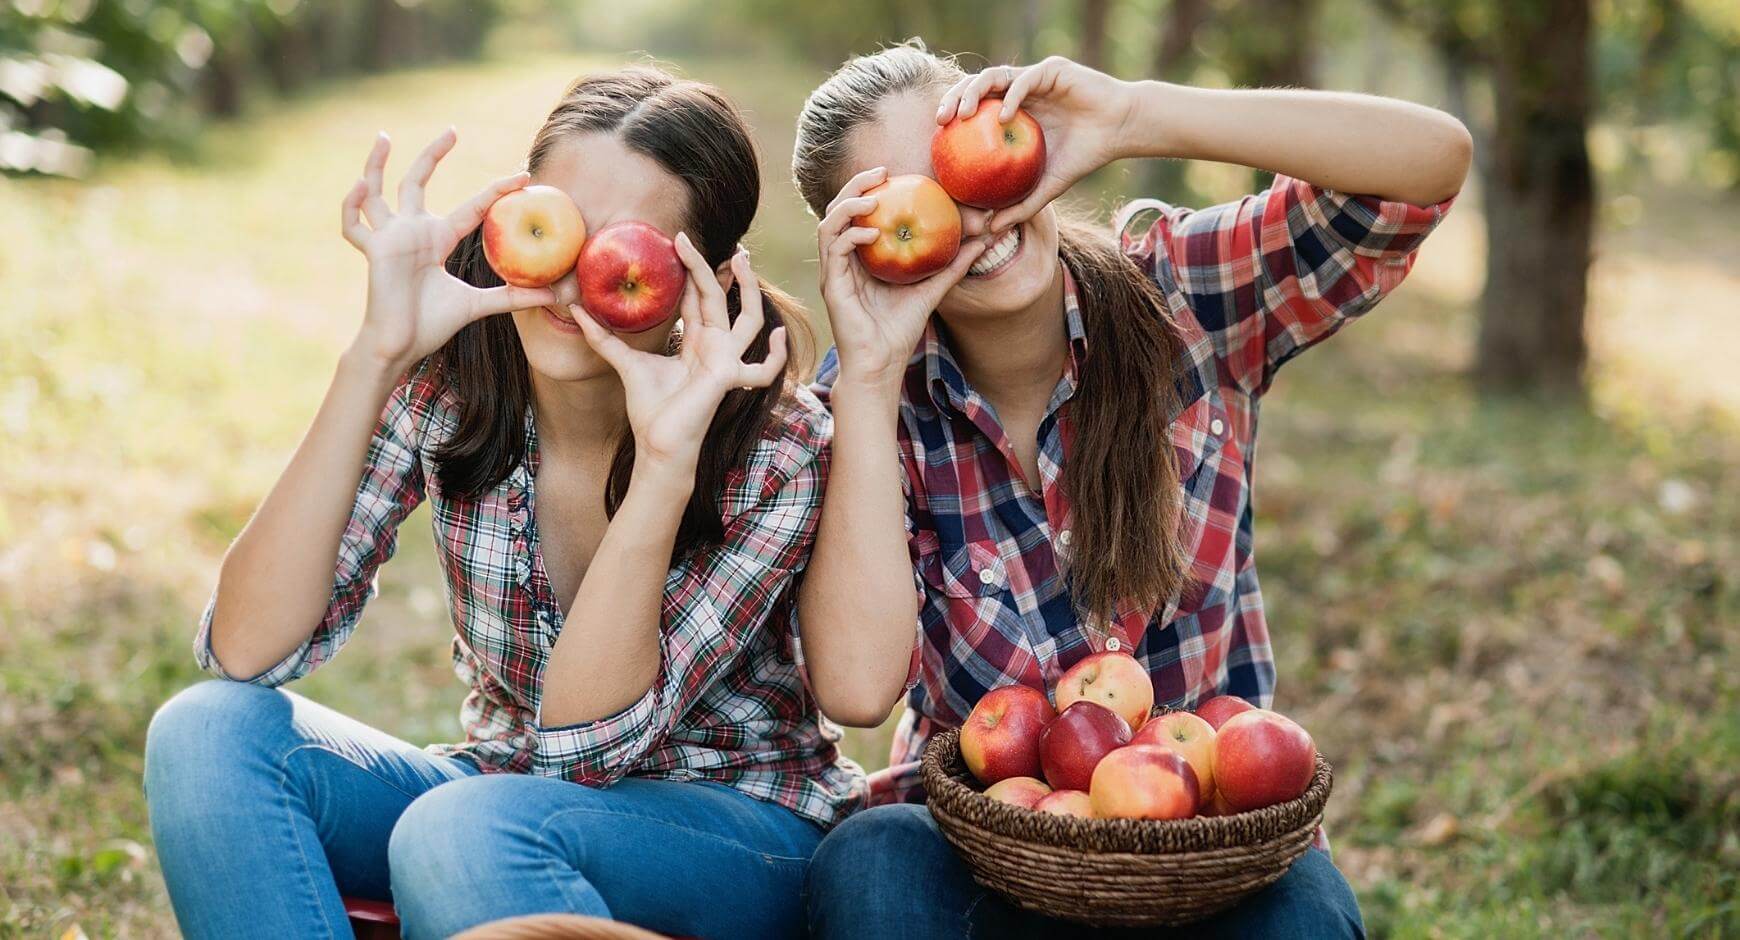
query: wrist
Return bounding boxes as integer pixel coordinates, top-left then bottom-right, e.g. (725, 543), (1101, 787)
(1117, 80), (1190, 160)
(336, 343), (408, 397)
(628, 454), (699, 501)
(830, 372), (905, 414)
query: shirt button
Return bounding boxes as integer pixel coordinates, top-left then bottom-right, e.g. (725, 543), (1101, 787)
(978, 568), (998, 586)
(1058, 529), (1073, 548)
(1210, 417), (1225, 436)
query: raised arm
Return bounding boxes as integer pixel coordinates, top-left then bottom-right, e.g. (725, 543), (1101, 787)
(204, 130), (555, 680)
(937, 56), (1472, 231)
(795, 170), (991, 727)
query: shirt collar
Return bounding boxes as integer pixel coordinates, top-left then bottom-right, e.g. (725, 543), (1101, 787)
(920, 260), (1090, 415)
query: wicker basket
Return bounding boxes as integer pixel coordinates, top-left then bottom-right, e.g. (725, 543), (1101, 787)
(922, 726), (1332, 927)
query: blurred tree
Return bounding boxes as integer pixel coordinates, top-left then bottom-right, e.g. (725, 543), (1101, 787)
(1079, 0), (1111, 69)
(1, 0), (503, 176)
(1374, 0), (1594, 395)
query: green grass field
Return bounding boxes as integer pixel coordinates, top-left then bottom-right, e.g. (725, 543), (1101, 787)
(2, 50), (1737, 938)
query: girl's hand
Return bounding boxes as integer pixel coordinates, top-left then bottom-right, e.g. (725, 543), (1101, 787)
(816, 166), (989, 393)
(341, 129), (557, 373)
(937, 57), (1138, 232)
(575, 235), (788, 475)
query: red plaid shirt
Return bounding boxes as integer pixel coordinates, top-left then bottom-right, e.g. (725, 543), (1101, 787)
(195, 369), (865, 828)
(810, 176), (1453, 804)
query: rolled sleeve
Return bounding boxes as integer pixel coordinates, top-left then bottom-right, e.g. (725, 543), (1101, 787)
(1119, 176), (1454, 396)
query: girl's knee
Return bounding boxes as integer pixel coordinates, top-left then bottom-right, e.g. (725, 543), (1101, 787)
(144, 681), (285, 792)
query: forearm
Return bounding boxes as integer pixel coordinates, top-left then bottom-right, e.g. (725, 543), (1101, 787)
(208, 347), (401, 677)
(1120, 82), (1472, 206)
(796, 379), (920, 727)
(539, 458), (691, 726)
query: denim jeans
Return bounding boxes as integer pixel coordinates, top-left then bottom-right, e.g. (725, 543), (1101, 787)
(806, 802), (1365, 939)
(144, 680), (822, 939)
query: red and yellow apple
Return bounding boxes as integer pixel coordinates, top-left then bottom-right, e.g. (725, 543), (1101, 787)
(1039, 700), (1131, 792)
(1214, 709), (1317, 812)
(1089, 744), (1200, 820)
(481, 184), (587, 288)
(1033, 789), (1095, 818)
(1200, 791), (1237, 817)
(1055, 651), (1155, 732)
(1131, 710), (1217, 801)
(960, 684), (1055, 784)
(1195, 694), (1256, 731)
(983, 776), (1052, 809)
(930, 98), (1047, 209)
(576, 220), (685, 333)
(852, 174), (962, 284)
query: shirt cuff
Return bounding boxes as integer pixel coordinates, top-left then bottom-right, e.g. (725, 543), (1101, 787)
(531, 683), (659, 784)
(192, 596), (313, 687)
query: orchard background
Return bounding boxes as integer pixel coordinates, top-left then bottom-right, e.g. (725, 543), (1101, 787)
(3, 1), (1737, 936)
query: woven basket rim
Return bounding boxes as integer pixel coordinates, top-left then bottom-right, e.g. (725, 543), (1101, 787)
(921, 723), (1332, 855)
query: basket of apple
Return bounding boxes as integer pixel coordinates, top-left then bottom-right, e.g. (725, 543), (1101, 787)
(920, 651), (1331, 927)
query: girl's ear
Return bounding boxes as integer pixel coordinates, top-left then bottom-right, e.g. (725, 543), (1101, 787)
(714, 244), (746, 295)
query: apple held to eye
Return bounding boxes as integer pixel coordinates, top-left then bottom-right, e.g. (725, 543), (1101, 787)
(931, 98), (1046, 210)
(576, 221), (686, 333)
(481, 184), (587, 288)
(853, 174), (962, 285)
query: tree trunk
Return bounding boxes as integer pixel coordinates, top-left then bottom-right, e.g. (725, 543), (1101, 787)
(1477, 0), (1593, 394)
(1141, 0), (1210, 200)
(1079, 0), (1111, 71)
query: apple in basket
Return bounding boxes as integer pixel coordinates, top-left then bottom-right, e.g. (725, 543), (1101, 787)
(983, 776), (1052, 809)
(1055, 650), (1155, 731)
(1195, 694), (1256, 731)
(1089, 744), (1200, 821)
(1131, 710), (1218, 801)
(961, 684), (1056, 784)
(1038, 701), (1131, 792)
(1214, 709), (1317, 812)
(1033, 789), (1095, 818)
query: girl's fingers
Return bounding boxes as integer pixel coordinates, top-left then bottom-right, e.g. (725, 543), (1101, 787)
(398, 127), (457, 214)
(468, 284), (557, 320)
(936, 75), (972, 123)
(957, 65), (1017, 121)
(824, 166), (888, 217)
(1000, 65), (1045, 121)
(915, 236), (990, 304)
(341, 179), (370, 249)
(447, 171), (531, 238)
(988, 178), (1065, 233)
(674, 233), (728, 329)
(736, 327), (788, 388)
(821, 227), (878, 290)
(573, 304), (638, 371)
(676, 267), (704, 344)
(729, 252), (763, 347)
(818, 195), (879, 242)
(361, 133), (392, 226)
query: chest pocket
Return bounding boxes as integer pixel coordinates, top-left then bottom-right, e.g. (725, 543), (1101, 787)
(916, 532), (1009, 599)
(1170, 393), (1230, 488)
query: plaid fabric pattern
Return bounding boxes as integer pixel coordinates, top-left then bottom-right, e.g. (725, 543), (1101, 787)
(195, 370), (864, 828)
(810, 176), (1452, 804)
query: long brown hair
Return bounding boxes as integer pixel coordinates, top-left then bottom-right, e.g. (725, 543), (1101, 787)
(792, 42), (1186, 625)
(435, 67), (808, 559)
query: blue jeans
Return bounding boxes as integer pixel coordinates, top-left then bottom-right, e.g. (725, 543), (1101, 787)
(145, 680), (822, 939)
(806, 802), (1365, 939)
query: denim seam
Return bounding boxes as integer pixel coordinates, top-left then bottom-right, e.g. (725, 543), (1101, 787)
(274, 755), (343, 940)
(284, 742), (440, 802)
(531, 804), (813, 867)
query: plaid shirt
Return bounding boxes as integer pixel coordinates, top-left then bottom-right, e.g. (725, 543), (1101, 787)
(195, 369), (864, 829)
(811, 175), (1452, 804)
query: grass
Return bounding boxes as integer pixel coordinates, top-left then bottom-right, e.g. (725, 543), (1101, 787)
(3, 48), (1738, 939)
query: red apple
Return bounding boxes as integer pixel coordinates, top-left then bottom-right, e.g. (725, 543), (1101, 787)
(1090, 744), (1200, 820)
(930, 97), (1047, 209)
(853, 174), (962, 284)
(481, 184), (587, 288)
(576, 221), (686, 333)
(1039, 701), (1131, 792)
(959, 684), (1055, 785)
(1214, 709), (1317, 812)
(1201, 791), (1237, 817)
(1195, 694), (1256, 731)
(1056, 651), (1155, 732)
(1131, 711), (1217, 801)
(1033, 789), (1094, 818)
(983, 776), (1051, 809)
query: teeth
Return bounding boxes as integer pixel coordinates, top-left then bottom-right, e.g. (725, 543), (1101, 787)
(968, 229), (1021, 276)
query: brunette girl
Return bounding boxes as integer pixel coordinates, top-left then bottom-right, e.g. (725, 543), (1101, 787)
(144, 68), (859, 939)
(791, 44), (1470, 937)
